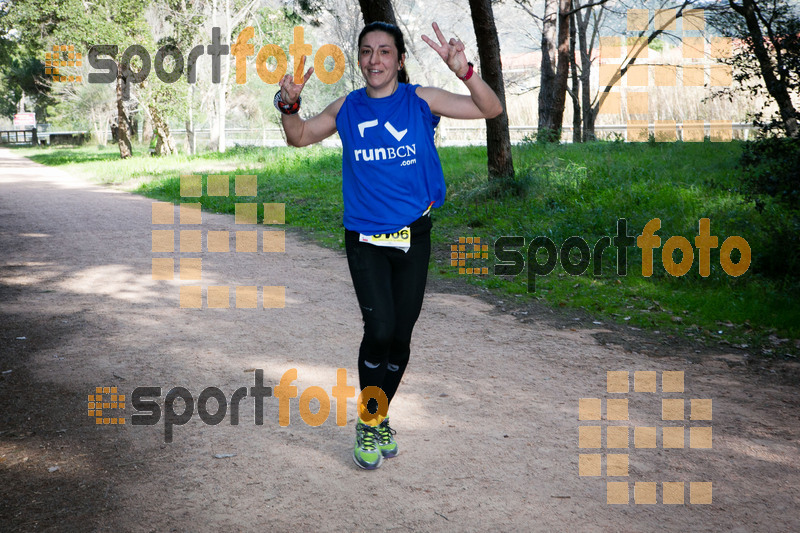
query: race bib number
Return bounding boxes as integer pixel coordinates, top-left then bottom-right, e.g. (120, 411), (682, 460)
(359, 227), (411, 253)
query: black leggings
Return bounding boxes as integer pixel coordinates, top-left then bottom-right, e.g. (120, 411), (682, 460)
(345, 215), (432, 416)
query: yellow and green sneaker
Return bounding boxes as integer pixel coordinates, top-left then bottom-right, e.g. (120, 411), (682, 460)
(377, 417), (398, 458)
(353, 419), (384, 470)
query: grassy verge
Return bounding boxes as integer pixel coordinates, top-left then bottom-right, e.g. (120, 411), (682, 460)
(12, 141), (800, 356)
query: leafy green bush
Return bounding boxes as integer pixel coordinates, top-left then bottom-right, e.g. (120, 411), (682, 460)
(738, 136), (800, 279)
(740, 136), (800, 212)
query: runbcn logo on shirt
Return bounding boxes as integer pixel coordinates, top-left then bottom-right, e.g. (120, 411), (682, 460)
(353, 144), (417, 164)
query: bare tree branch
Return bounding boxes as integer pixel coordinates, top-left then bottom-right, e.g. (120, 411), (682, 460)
(565, 0), (611, 17)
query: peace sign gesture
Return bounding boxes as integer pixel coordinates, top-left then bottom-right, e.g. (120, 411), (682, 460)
(278, 55), (314, 105)
(421, 21), (470, 78)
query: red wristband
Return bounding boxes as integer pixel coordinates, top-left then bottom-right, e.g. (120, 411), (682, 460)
(458, 62), (474, 81)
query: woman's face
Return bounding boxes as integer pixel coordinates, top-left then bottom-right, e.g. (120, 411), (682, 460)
(358, 30), (403, 93)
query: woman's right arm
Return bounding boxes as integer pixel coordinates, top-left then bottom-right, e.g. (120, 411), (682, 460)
(281, 96), (345, 147)
(278, 59), (345, 147)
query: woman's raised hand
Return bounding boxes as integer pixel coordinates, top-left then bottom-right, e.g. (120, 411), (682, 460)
(278, 55), (314, 104)
(421, 22), (470, 78)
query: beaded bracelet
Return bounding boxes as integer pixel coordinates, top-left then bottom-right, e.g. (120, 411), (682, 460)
(273, 90), (301, 115)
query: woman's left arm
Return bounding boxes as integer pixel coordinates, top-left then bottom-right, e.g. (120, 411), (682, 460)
(417, 22), (503, 120)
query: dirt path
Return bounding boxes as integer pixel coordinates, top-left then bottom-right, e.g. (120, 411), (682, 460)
(1, 147), (798, 532)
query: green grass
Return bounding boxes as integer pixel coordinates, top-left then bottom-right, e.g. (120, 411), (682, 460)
(13, 141), (800, 354)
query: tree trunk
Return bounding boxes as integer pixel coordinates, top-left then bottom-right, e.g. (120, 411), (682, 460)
(208, 0), (259, 153)
(217, 75), (227, 153)
(214, 3), (230, 153)
(184, 120), (194, 155)
(185, 84), (195, 155)
(90, 108), (105, 146)
(577, 7), (596, 141)
(357, 0), (397, 25)
(92, 123), (106, 146)
(115, 66), (133, 159)
(130, 110), (138, 144)
(550, 0), (572, 142)
(729, 0), (799, 138)
(208, 97), (219, 151)
(150, 104), (176, 156)
(538, 0), (559, 140)
(142, 112), (153, 146)
(570, 11), (581, 143)
(208, 0), (226, 153)
(469, 0), (514, 181)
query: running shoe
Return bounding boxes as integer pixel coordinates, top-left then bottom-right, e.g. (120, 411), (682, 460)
(353, 419), (384, 470)
(377, 417), (398, 458)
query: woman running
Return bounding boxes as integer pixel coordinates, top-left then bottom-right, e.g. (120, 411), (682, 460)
(276, 20), (502, 469)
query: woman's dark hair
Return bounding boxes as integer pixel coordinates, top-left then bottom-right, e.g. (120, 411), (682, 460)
(358, 21), (409, 84)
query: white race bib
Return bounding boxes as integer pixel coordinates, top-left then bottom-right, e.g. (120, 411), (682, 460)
(359, 227), (411, 253)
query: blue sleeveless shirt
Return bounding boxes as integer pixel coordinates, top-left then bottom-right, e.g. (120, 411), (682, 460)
(336, 83), (445, 235)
